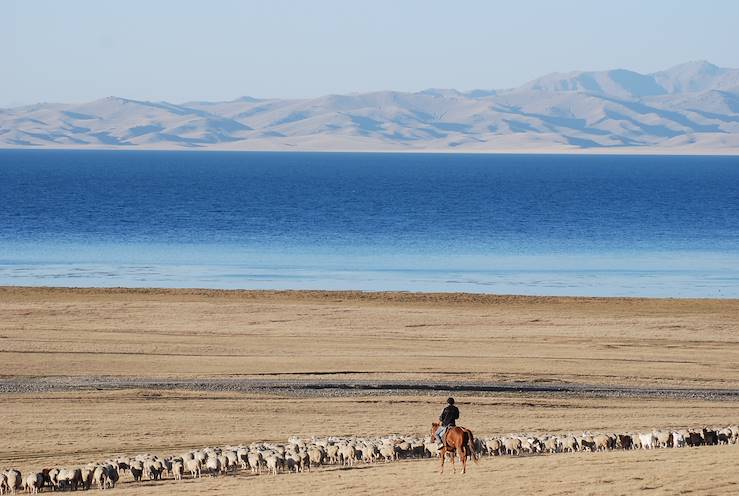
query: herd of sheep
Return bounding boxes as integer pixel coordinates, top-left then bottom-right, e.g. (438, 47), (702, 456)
(2, 425), (737, 493)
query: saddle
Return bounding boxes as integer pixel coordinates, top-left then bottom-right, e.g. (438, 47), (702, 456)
(440, 425), (471, 451)
(439, 425), (456, 449)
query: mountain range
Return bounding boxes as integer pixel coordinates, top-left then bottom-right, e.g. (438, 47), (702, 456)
(2, 60), (738, 153)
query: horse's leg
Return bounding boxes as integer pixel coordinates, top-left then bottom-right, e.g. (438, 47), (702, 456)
(462, 440), (468, 474)
(439, 448), (445, 474)
(450, 446), (456, 474)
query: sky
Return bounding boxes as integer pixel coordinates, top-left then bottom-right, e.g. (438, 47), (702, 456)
(2, 0), (739, 107)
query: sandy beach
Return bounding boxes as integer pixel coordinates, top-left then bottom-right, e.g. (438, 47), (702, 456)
(2, 287), (739, 494)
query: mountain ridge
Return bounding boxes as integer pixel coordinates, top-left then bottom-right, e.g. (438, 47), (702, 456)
(2, 61), (738, 152)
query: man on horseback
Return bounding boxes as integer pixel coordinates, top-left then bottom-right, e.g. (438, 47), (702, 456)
(435, 397), (459, 448)
(431, 398), (477, 474)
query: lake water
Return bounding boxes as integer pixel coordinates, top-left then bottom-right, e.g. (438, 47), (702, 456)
(1, 149), (738, 297)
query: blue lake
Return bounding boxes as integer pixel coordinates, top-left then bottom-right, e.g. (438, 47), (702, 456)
(1, 149), (737, 297)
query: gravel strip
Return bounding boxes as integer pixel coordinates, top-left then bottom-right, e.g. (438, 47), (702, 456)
(2, 376), (738, 400)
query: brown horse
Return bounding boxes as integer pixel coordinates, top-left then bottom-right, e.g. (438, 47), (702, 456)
(431, 422), (479, 474)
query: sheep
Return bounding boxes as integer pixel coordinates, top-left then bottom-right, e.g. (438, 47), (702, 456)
(502, 437), (522, 456)
(223, 451), (239, 473)
(172, 461), (184, 480)
(653, 431), (672, 448)
(326, 444), (340, 465)
(718, 428), (733, 445)
(617, 434), (633, 450)
(195, 451), (208, 467)
(593, 434), (611, 451)
(728, 426), (739, 443)
(161, 458), (173, 479)
(204, 456), (221, 476)
(22, 473), (43, 494)
(247, 451), (263, 474)
(145, 460), (163, 480)
(338, 444), (357, 466)
(116, 460), (130, 476)
(703, 428), (719, 446)
(578, 435), (596, 452)
(10, 422), (739, 493)
(539, 437), (557, 453)
(482, 437), (500, 456)
(379, 443), (398, 462)
(362, 444), (379, 464)
(264, 453), (284, 475)
(129, 460), (144, 482)
(687, 430), (704, 447)
(308, 446), (325, 467)
(519, 437), (536, 454)
(183, 457), (201, 479)
(104, 465), (119, 489)
(4, 471), (21, 495)
(237, 448), (250, 470)
(638, 432), (655, 450)
(396, 441), (412, 457)
(672, 431), (685, 448)
(56, 468), (83, 491)
(91, 466), (108, 490)
(560, 436), (579, 453)
(410, 440), (427, 458)
(284, 453), (301, 473)
(0, 473), (8, 495)
(297, 450), (311, 472)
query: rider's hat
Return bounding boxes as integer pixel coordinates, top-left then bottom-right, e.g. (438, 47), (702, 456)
(447, 397), (455, 404)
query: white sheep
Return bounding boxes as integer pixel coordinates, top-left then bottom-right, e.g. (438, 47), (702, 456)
(204, 455), (221, 476)
(338, 444), (357, 466)
(172, 461), (184, 480)
(223, 451), (239, 473)
(183, 458), (201, 479)
(264, 453), (284, 475)
(247, 451), (263, 474)
(638, 432), (655, 449)
(4, 471), (21, 495)
(502, 437), (522, 455)
(653, 431), (672, 448)
(560, 436), (579, 453)
(91, 466), (108, 491)
(22, 473), (43, 494)
(308, 446), (325, 467)
(672, 431), (685, 448)
(326, 444), (340, 464)
(380, 443), (398, 462)
(542, 437), (558, 453)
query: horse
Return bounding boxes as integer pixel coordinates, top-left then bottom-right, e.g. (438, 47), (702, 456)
(431, 422), (479, 474)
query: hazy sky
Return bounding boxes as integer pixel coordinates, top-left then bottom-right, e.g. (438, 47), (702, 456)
(3, 0), (739, 106)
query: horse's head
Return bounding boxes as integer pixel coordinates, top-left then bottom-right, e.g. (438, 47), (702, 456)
(431, 421), (440, 436)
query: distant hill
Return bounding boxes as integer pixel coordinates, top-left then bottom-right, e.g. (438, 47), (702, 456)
(2, 60), (738, 153)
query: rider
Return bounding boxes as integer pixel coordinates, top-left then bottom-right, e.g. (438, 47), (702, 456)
(435, 397), (459, 447)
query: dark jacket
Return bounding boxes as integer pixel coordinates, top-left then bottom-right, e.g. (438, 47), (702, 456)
(439, 405), (459, 427)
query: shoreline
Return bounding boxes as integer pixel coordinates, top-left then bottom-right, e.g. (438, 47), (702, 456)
(2, 145), (739, 156)
(3, 285), (738, 303)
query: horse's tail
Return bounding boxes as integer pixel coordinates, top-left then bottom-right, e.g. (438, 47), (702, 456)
(467, 430), (479, 464)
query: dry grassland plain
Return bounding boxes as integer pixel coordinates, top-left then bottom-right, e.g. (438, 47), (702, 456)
(2, 287), (739, 495)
